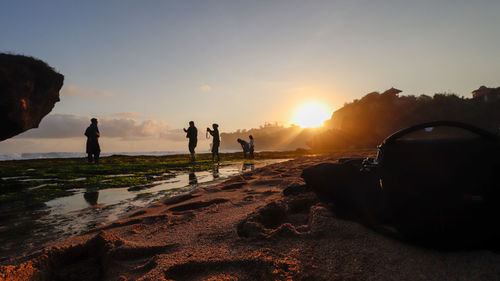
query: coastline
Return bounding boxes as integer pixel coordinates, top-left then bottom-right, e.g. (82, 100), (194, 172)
(0, 152), (301, 262)
(0, 150), (248, 162)
(3, 150), (499, 280)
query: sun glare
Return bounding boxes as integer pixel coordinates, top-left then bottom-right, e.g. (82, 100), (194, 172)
(291, 101), (332, 128)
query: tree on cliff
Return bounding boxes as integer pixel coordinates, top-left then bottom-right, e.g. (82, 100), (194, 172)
(310, 88), (500, 151)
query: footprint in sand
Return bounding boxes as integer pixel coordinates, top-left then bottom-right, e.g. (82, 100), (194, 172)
(237, 190), (321, 239)
(38, 231), (179, 281)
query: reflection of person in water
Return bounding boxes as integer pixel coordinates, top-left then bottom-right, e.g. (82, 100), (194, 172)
(207, 123), (220, 162)
(242, 162), (255, 172)
(83, 188), (99, 205)
(189, 171), (198, 185)
(211, 164), (219, 179)
(237, 138), (250, 158)
(183, 121), (198, 162)
(249, 135), (254, 159)
(84, 118), (100, 164)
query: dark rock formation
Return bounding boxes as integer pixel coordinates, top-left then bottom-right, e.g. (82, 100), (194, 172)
(301, 160), (387, 225)
(0, 53), (64, 141)
(302, 151), (500, 249)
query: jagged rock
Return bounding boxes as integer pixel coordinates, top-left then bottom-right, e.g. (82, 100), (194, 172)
(301, 161), (387, 225)
(0, 53), (64, 141)
(282, 183), (309, 196)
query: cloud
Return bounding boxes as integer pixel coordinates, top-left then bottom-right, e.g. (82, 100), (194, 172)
(16, 113), (180, 140)
(160, 128), (187, 142)
(62, 84), (116, 98)
(105, 111), (144, 119)
(18, 114), (89, 138)
(200, 84), (212, 92)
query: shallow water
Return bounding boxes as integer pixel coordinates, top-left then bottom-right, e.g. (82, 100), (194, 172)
(0, 159), (285, 261)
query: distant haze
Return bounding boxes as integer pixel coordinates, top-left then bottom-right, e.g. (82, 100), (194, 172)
(1, 0), (499, 153)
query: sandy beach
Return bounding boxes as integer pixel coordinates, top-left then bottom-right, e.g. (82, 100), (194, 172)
(3, 1), (500, 280)
(2, 152), (500, 281)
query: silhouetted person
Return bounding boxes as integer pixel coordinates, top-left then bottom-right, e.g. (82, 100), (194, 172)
(183, 121), (197, 162)
(249, 135), (254, 159)
(207, 123), (220, 162)
(237, 138), (250, 158)
(85, 118), (100, 164)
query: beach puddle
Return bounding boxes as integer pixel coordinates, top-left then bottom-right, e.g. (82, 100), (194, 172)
(104, 173), (134, 178)
(18, 178), (55, 182)
(1, 176), (29, 180)
(27, 184), (49, 190)
(67, 177), (87, 182)
(0, 159), (286, 261)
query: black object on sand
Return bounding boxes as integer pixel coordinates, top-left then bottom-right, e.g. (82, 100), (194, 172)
(302, 120), (500, 248)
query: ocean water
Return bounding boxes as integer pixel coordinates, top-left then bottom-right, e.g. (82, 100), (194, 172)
(0, 150), (242, 161)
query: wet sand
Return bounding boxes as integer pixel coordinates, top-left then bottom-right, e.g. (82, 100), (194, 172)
(0, 158), (286, 262)
(2, 152), (500, 280)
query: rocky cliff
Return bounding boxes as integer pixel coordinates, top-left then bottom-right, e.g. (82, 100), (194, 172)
(0, 54), (64, 141)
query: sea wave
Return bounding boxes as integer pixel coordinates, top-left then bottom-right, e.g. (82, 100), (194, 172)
(0, 151), (181, 161)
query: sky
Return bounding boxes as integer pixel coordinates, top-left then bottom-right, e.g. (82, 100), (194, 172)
(1, 0), (499, 153)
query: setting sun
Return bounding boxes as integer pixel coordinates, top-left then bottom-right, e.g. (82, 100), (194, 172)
(291, 101), (332, 128)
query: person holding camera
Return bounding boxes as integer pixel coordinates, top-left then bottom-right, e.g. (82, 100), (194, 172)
(183, 121), (198, 162)
(207, 123), (220, 162)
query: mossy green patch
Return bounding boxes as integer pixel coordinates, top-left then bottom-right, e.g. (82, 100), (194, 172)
(0, 151), (308, 217)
